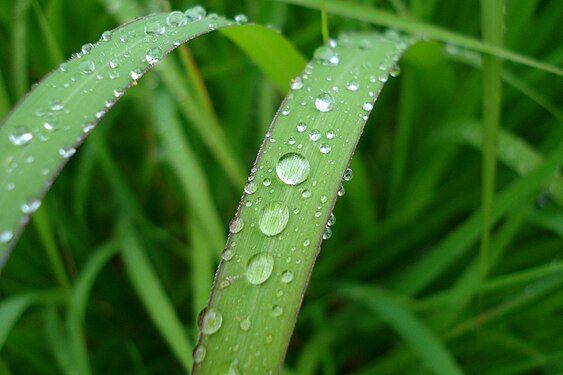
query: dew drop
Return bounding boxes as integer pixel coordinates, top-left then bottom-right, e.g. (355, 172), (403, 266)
(144, 20), (165, 35)
(0, 230), (13, 243)
(166, 10), (187, 27)
(229, 217), (244, 234)
(301, 190), (311, 199)
(193, 345), (207, 363)
(313, 46), (339, 65)
(234, 14), (248, 23)
(80, 59), (95, 74)
(100, 30), (112, 41)
(309, 129), (321, 141)
(362, 102), (373, 111)
(245, 253), (275, 285)
(296, 122), (307, 133)
(276, 153), (310, 186)
(21, 200), (41, 214)
(281, 270), (294, 283)
(259, 202), (289, 236)
(328, 213), (336, 226)
(145, 47), (162, 65)
(223, 248), (234, 261)
(8, 127), (33, 146)
(288, 136), (296, 145)
(390, 64), (401, 77)
(58, 146), (76, 158)
(272, 305), (283, 317)
(290, 76), (303, 90)
(199, 307), (223, 335)
(326, 130), (336, 140)
(323, 227), (332, 240)
(319, 143), (331, 154)
(240, 317), (251, 331)
(315, 92), (334, 112)
(49, 98), (64, 111)
(262, 178), (272, 187)
(244, 181), (257, 194)
(337, 185), (346, 196)
(346, 80), (359, 91)
(130, 68), (143, 80)
(185, 5), (206, 21)
(343, 168), (354, 181)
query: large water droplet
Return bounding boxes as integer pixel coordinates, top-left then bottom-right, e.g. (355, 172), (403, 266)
(314, 46), (339, 65)
(229, 217), (244, 234)
(246, 253), (274, 285)
(144, 20), (165, 35)
(166, 10), (187, 27)
(259, 202), (289, 236)
(276, 153), (310, 186)
(185, 6), (206, 21)
(315, 92), (334, 112)
(9, 127), (33, 146)
(130, 68), (143, 80)
(193, 345), (207, 363)
(199, 307), (223, 335)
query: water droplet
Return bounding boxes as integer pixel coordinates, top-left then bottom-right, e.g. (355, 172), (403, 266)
(263, 178), (272, 187)
(328, 213), (336, 226)
(166, 10), (187, 27)
(281, 270), (294, 283)
(314, 211), (322, 218)
(80, 59), (95, 74)
(223, 248), (234, 261)
(185, 6), (206, 21)
(246, 253), (275, 285)
(144, 20), (165, 35)
(100, 30), (112, 41)
(301, 190), (311, 199)
(343, 168), (353, 181)
(81, 43), (93, 55)
(145, 47), (162, 65)
(326, 130), (336, 140)
(234, 14), (248, 23)
(229, 217), (244, 234)
(346, 80), (359, 91)
(315, 92), (334, 112)
(337, 185), (346, 196)
(245, 181), (257, 194)
(240, 317), (251, 331)
(320, 195), (328, 204)
(58, 146), (76, 158)
(193, 345), (206, 363)
(0, 230), (13, 243)
(8, 127), (33, 146)
(290, 76), (303, 90)
(362, 102), (373, 111)
(21, 200), (41, 214)
(276, 153), (310, 186)
(59, 63), (68, 72)
(49, 98), (64, 111)
(309, 129), (321, 141)
(272, 305), (283, 317)
(130, 68), (143, 80)
(288, 136), (296, 145)
(314, 46), (339, 65)
(199, 307), (223, 335)
(259, 202), (289, 236)
(319, 143), (331, 154)
(323, 227), (332, 239)
(297, 122), (307, 133)
(390, 64), (401, 77)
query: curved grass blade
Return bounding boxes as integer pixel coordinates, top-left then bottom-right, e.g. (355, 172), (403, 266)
(192, 32), (410, 374)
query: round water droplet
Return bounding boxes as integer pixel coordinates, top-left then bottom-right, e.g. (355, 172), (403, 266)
(145, 47), (162, 65)
(272, 305), (283, 317)
(245, 181), (257, 194)
(58, 146), (76, 158)
(290, 76), (303, 90)
(21, 200), (41, 214)
(301, 190), (311, 199)
(323, 227), (332, 239)
(288, 136), (296, 145)
(346, 80), (359, 91)
(362, 102), (373, 111)
(185, 5), (206, 21)
(166, 10), (187, 27)
(223, 248), (234, 261)
(229, 217), (244, 234)
(80, 59), (95, 74)
(276, 153), (310, 186)
(326, 130), (336, 140)
(100, 30), (112, 41)
(9, 127), (33, 146)
(240, 317), (251, 331)
(328, 213), (336, 226)
(309, 129), (321, 141)
(319, 143), (331, 154)
(0, 230), (13, 243)
(259, 202), (289, 236)
(144, 20), (165, 35)
(337, 185), (345, 196)
(193, 345), (206, 363)
(130, 68), (143, 80)
(234, 14), (248, 23)
(263, 178), (272, 187)
(199, 307), (223, 335)
(313, 46), (339, 65)
(246, 253), (275, 285)
(343, 168), (353, 181)
(281, 270), (294, 283)
(315, 92), (334, 112)
(390, 64), (401, 77)
(297, 122), (307, 133)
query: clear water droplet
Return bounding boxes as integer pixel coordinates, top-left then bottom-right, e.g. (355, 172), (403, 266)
(80, 59), (95, 74)
(272, 305), (283, 317)
(49, 98), (64, 111)
(259, 202), (289, 236)
(21, 200), (41, 214)
(263, 178), (272, 187)
(346, 80), (359, 91)
(290, 76), (303, 90)
(130, 68), (143, 80)
(246, 253), (275, 285)
(320, 195), (328, 204)
(309, 129), (321, 141)
(100, 30), (112, 41)
(245, 181), (257, 194)
(185, 6), (206, 21)
(234, 14), (248, 23)
(240, 317), (251, 331)
(297, 122), (307, 133)
(144, 20), (165, 35)
(326, 130), (336, 140)
(328, 213), (336, 226)
(337, 185), (346, 196)
(319, 143), (331, 154)
(223, 248), (234, 261)
(315, 92), (334, 112)
(343, 168), (353, 181)
(390, 64), (401, 77)
(229, 217), (244, 234)
(58, 146), (76, 158)
(145, 47), (162, 64)
(288, 136), (296, 145)
(166, 10), (187, 27)
(314, 46), (339, 65)
(302, 190), (311, 199)
(81, 43), (93, 55)
(281, 270), (294, 283)
(323, 227), (332, 239)
(362, 102), (373, 111)
(199, 307), (223, 335)
(0, 230), (13, 243)
(8, 127), (33, 146)
(193, 345), (206, 363)
(276, 153), (310, 186)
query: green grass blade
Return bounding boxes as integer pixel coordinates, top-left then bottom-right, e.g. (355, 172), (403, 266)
(345, 285), (464, 375)
(121, 227), (193, 372)
(278, 0), (563, 76)
(192, 32), (409, 374)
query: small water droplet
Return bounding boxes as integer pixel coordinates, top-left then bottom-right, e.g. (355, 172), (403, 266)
(346, 80), (359, 91)
(0, 230), (13, 243)
(326, 130), (336, 140)
(390, 64), (401, 77)
(272, 305), (283, 317)
(263, 178), (272, 187)
(193, 345), (206, 363)
(240, 317), (251, 331)
(337, 185), (346, 196)
(301, 190), (311, 199)
(100, 30), (112, 41)
(290, 76), (303, 90)
(297, 122), (307, 133)
(328, 213), (336, 226)
(49, 98), (64, 111)
(315, 92), (334, 112)
(343, 168), (353, 181)
(246, 253), (275, 285)
(288, 136), (296, 145)
(276, 153), (310, 186)
(166, 10), (187, 27)
(319, 143), (331, 154)
(144, 20), (165, 35)
(304, 239), (310, 246)
(234, 14), (248, 23)
(21, 200), (41, 214)
(130, 68), (143, 80)
(185, 5), (206, 21)
(323, 227), (332, 239)
(223, 248), (234, 261)
(362, 102), (373, 111)
(245, 181), (257, 194)
(145, 47), (162, 65)
(58, 146), (76, 158)
(199, 307), (223, 335)
(314, 211), (322, 218)
(281, 270), (294, 283)
(259, 202), (289, 236)
(80, 59), (95, 74)
(229, 217), (244, 234)
(309, 129), (321, 141)
(8, 127), (33, 146)
(314, 46), (339, 65)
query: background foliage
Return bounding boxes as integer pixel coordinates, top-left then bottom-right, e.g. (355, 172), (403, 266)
(0, 0), (562, 374)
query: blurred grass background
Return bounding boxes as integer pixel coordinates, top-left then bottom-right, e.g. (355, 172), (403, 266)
(0, 0), (562, 374)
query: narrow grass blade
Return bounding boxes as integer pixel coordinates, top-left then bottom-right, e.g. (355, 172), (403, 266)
(121, 228), (193, 372)
(344, 285), (464, 375)
(278, 0), (563, 76)
(192, 32), (410, 374)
